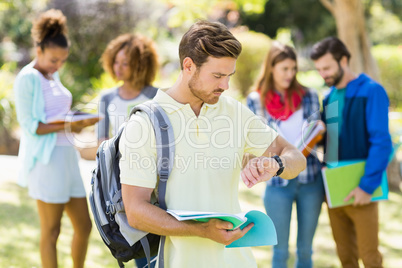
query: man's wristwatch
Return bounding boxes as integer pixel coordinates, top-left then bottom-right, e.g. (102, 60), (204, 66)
(271, 155), (284, 177)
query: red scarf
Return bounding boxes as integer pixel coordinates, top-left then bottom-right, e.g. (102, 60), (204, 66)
(263, 89), (304, 120)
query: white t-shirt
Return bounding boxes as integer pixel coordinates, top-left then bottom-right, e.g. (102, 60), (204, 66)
(106, 93), (149, 136)
(39, 72), (73, 146)
(97, 86), (158, 139)
(277, 108), (304, 145)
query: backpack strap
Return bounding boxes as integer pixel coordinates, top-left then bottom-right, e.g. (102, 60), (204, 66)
(130, 100), (175, 209)
(139, 236), (152, 267)
(130, 100), (174, 268)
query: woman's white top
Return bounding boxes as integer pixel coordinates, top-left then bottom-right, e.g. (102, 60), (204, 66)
(39, 73), (73, 146)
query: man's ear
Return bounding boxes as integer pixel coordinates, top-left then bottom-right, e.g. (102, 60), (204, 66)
(182, 57), (195, 74)
(340, 55), (349, 68)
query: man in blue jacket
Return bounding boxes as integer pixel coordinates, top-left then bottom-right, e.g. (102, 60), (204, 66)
(310, 37), (392, 268)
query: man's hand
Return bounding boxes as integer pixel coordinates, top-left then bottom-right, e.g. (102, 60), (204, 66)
(241, 156), (280, 188)
(201, 219), (254, 245)
(344, 186), (372, 206)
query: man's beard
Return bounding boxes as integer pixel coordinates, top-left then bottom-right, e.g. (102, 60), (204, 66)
(325, 62), (344, 87)
(188, 70), (223, 104)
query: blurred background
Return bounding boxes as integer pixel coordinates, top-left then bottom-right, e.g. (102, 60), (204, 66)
(0, 0), (401, 267)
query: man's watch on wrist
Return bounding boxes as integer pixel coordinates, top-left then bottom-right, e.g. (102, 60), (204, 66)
(271, 155), (284, 177)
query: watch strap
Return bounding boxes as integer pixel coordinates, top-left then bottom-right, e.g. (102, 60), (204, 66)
(272, 155), (284, 177)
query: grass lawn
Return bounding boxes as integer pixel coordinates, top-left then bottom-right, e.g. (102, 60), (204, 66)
(1, 159), (401, 267)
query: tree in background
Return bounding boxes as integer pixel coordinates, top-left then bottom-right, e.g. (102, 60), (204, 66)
(0, 0), (48, 67)
(316, 0), (402, 190)
(0, 0), (169, 154)
(319, 0), (379, 80)
(241, 0), (402, 80)
(0, 0), (169, 105)
(49, 0), (163, 104)
(241, 0), (337, 46)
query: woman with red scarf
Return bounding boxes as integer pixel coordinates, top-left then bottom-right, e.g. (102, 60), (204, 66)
(247, 42), (325, 268)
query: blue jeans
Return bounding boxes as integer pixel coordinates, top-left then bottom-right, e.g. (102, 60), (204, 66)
(264, 175), (325, 268)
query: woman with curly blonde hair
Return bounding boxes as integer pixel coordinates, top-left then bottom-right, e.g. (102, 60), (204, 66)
(14, 9), (94, 267)
(97, 33), (159, 142)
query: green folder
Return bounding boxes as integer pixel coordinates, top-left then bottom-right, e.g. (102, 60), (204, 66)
(322, 160), (388, 208)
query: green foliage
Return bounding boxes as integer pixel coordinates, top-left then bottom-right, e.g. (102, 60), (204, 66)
(0, 0), (47, 66)
(82, 73), (120, 112)
(0, 0), (169, 106)
(0, 63), (18, 154)
(51, 0), (155, 105)
(240, 0), (402, 47)
(232, 31), (271, 97)
(378, 0), (402, 19)
(297, 70), (326, 93)
(90, 73), (120, 94)
(232, 0), (266, 14)
(158, 0), (266, 28)
(161, 0), (215, 28)
(369, 2), (402, 45)
(64, 72), (121, 115)
(372, 45), (402, 108)
(0, 63), (17, 129)
(241, 0), (336, 45)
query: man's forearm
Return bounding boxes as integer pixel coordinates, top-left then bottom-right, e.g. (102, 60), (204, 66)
(261, 135), (306, 180)
(122, 184), (252, 245)
(126, 199), (206, 238)
(278, 147), (306, 180)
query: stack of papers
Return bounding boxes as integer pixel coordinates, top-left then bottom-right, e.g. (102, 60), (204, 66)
(166, 209), (277, 248)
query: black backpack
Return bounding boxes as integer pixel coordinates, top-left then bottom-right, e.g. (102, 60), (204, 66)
(89, 101), (175, 268)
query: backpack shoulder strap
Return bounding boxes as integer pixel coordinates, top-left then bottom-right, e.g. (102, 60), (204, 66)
(129, 100), (175, 210)
(130, 100), (173, 268)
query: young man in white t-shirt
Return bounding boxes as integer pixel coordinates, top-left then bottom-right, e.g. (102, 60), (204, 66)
(119, 20), (306, 268)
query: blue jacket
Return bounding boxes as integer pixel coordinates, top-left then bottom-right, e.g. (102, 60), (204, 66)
(322, 73), (392, 194)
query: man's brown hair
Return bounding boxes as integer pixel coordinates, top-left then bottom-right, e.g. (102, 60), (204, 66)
(179, 20), (242, 69)
(310, 36), (351, 63)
